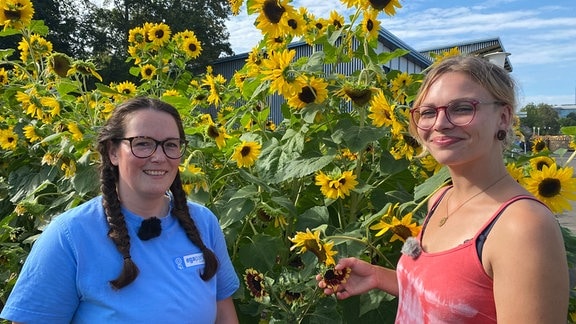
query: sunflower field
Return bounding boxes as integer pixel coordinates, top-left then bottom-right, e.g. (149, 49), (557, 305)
(1, 0), (576, 322)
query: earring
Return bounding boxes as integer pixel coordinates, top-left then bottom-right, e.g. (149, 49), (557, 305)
(497, 130), (506, 141)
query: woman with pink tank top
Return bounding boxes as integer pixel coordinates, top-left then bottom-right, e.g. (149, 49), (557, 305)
(317, 55), (569, 323)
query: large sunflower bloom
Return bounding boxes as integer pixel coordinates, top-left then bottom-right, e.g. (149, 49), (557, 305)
(261, 49), (296, 96)
(182, 36), (202, 60)
(0, 126), (18, 150)
(116, 81), (137, 97)
(366, 0), (402, 16)
(148, 23), (171, 47)
(232, 141), (261, 168)
(529, 156), (555, 171)
(206, 124), (231, 149)
(368, 90), (394, 127)
(370, 206), (421, 242)
(361, 10), (380, 41)
(128, 26), (147, 47)
(251, 0), (296, 38)
(289, 228), (337, 266)
(140, 64), (156, 80)
(531, 137), (548, 153)
(179, 164), (209, 194)
(287, 76), (328, 109)
(0, 0), (34, 30)
(315, 170), (358, 200)
(523, 164), (576, 213)
(23, 124), (40, 143)
(67, 122), (83, 142)
(244, 268), (268, 302)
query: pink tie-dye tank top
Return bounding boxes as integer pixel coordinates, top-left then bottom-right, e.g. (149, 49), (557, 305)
(395, 192), (539, 323)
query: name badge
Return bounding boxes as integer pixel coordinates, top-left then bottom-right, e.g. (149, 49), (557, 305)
(174, 253), (205, 270)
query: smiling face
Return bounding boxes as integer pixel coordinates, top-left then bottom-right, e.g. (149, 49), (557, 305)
(416, 71), (509, 167)
(108, 109), (181, 206)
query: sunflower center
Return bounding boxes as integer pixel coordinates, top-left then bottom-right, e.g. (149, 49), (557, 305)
(333, 20), (342, 29)
(392, 224), (412, 241)
(369, 0), (392, 10)
(404, 135), (420, 148)
(5, 9), (22, 20)
(154, 30), (165, 39)
(240, 146), (252, 157)
(536, 161), (549, 170)
(366, 19), (374, 32)
(534, 141), (546, 151)
(538, 178), (561, 198)
(287, 19), (298, 30)
(263, 0), (286, 24)
(298, 86), (316, 104)
(207, 125), (220, 138)
(188, 43), (197, 52)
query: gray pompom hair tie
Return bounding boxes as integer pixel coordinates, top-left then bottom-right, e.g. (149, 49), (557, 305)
(401, 236), (422, 259)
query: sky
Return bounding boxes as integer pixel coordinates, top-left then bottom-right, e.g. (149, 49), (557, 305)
(224, 0), (576, 108)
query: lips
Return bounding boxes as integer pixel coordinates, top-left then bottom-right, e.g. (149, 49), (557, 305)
(144, 170), (168, 176)
(431, 136), (460, 145)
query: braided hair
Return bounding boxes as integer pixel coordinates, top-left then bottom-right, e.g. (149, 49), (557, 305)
(96, 97), (218, 289)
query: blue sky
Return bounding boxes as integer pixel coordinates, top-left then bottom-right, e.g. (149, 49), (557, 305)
(225, 0), (576, 108)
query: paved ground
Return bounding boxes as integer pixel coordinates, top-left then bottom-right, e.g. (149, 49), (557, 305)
(554, 153), (576, 233)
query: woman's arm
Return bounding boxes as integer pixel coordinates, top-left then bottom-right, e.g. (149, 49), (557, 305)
(317, 257), (399, 299)
(488, 200), (569, 323)
(215, 297), (238, 324)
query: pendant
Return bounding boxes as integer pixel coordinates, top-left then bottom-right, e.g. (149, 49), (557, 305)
(438, 217), (448, 227)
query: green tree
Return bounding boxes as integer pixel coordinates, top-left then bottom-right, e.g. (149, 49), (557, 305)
(560, 112), (576, 127)
(520, 103), (561, 136)
(80, 0), (233, 84)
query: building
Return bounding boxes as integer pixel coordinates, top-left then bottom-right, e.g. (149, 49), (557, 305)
(552, 104), (576, 118)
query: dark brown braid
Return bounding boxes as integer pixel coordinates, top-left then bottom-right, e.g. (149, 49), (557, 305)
(96, 96), (218, 289)
(170, 173), (218, 280)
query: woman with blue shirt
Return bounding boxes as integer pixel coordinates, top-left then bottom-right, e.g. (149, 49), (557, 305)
(1, 97), (239, 323)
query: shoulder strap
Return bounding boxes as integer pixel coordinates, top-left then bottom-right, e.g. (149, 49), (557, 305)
(476, 195), (546, 261)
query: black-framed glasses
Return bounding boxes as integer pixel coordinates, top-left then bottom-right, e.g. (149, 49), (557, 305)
(410, 99), (504, 131)
(116, 136), (187, 159)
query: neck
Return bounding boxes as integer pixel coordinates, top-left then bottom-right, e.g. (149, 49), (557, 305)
(119, 194), (170, 219)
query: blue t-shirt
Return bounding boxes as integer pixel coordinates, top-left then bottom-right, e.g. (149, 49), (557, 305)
(1, 196), (239, 323)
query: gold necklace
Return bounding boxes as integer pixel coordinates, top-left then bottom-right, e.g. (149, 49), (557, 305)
(438, 173), (509, 227)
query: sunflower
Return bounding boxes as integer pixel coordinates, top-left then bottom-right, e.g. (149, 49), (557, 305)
(287, 76), (328, 109)
(16, 90), (44, 120)
(0, 126), (18, 150)
(261, 49), (296, 96)
(61, 159), (76, 178)
(148, 23), (171, 47)
(244, 268), (268, 302)
(315, 170), (358, 200)
(431, 47), (461, 65)
(162, 89), (180, 97)
(368, 89), (394, 127)
(245, 47), (267, 76)
(280, 290), (302, 305)
(531, 137), (547, 153)
(0, 0), (34, 30)
(40, 96), (60, 119)
(370, 203), (421, 242)
(22, 125), (40, 143)
(67, 122), (83, 142)
(140, 64), (156, 80)
(202, 73), (226, 107)
(206, 124), (231, 149)
(361, 10), (380, 41)
(128, 26), (147, 47)
(67, 60), (102, 82)
(329, 10), (345, 29)
(336, 83), (374, 107)
(0, 67), (8, 84)
(251, 0), (296, 38)
(390, 72), (414, 103)
(116, 81), (137, 97)
(420, 154), (442, 174)
(284, 10), (306, 36)
(229, 0), (242, 15)
(18, 34), (52, 62)
(179, 164), (209, 194)
(48, 53), (71, 78)
(321, 267), (351, 292)
(523, 164), (576, 213)
(289, 228), (337, 266)
(182, 36), (202, 60)
(366, 0), (402, 16)
(232, 141), (261, 168)
(506, 162), (525, 183)
(529, 156), (556, 171)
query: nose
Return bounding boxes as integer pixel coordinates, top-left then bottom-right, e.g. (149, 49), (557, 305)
(432, 107), (453, 130)
(149, 145), (168, 161)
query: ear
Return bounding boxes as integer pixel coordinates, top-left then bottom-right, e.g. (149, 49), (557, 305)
(109, 146), (119, 166)
(499, 104), (513, 129)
